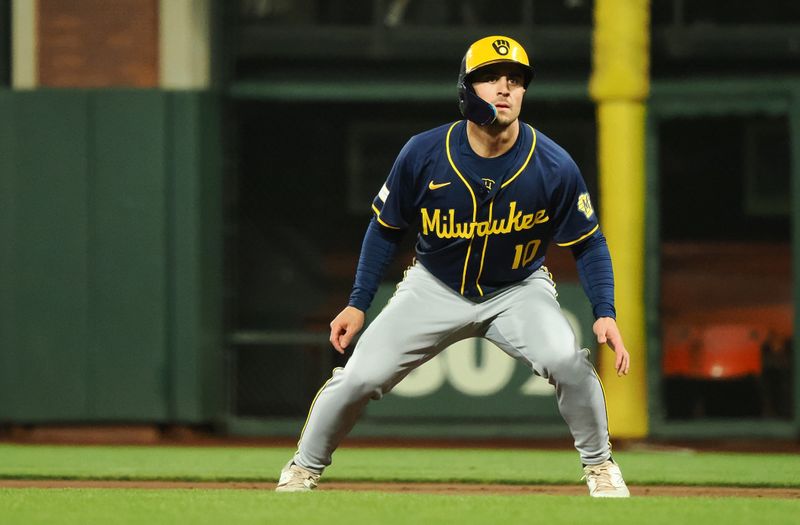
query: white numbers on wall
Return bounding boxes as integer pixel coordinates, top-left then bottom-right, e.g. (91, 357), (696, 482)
(390, 354), (447, 397)
(444, 339), (516, 396)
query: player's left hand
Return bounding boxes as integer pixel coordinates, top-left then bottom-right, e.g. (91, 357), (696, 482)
(593, 317), (630, 376)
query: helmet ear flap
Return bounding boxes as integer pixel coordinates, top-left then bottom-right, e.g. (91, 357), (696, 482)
(458, 82), (497, 126)
(457, 56), (497, 126)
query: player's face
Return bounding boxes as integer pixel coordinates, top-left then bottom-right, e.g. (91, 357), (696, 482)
(470, 64), (526, 127)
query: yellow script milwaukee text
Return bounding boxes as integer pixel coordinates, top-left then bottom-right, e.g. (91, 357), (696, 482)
(420, 202), (549, 239)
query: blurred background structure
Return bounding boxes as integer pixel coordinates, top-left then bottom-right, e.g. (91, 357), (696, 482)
(0, 0), (798, 441)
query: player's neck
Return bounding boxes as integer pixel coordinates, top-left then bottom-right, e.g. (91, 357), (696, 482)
(466, 119), (520, 158)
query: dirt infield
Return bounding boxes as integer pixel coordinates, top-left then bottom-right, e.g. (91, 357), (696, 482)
(1, 479), (798, 498)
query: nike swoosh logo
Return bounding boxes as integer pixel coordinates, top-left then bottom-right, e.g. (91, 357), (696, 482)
(428, 181), (451, 190)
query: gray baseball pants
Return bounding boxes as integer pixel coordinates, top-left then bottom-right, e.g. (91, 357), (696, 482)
(294, 262), (612, 472)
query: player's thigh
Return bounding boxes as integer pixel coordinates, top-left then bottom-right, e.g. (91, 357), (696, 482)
(344, 263), (474, 386)
(485, 274), (580, 372)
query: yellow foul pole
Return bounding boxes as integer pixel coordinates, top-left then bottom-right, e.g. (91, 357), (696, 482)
(590, 0), (650, 438)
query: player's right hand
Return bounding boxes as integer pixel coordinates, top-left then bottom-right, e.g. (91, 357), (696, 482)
(329, 306), (365, 354)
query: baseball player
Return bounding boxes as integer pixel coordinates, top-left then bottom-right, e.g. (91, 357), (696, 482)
(277, 35), (631, 498)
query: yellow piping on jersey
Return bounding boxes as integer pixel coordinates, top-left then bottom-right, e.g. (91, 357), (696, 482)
(556, 224), (599, 247)
(500, 125), (537, 189)
(297, 367), (344, 449)
(445, 121), (478, 220)
(371, 203), (402, 230)
(445, 121), (478, 295)
(475, 198), (494, 296)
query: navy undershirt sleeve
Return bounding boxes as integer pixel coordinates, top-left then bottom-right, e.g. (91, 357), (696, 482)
(348, 217), (405, 312)
(570, 230), (616, 319)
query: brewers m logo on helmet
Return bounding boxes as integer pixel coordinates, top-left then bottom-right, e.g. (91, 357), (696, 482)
(492, 39), (510, 55)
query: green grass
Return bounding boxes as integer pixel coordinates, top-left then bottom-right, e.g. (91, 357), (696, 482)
(1, 444), (798, 524)
(0, 444), (799, 487)
(1, 489), (799, 525)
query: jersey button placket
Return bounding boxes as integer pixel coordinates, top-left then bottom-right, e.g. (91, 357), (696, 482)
(470, 202), (492, 297)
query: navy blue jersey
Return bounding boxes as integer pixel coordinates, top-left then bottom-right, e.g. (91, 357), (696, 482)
(371, 120), (598, 299)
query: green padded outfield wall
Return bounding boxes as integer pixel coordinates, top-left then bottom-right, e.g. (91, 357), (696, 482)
(0, 89), (222, 424)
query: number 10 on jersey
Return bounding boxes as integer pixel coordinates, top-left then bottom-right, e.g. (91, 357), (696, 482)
(512, 239), (541, 269)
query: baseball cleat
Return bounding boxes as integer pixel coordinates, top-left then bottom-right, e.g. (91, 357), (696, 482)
(582, 459), (630, 498)
(275, 461), (320, 492)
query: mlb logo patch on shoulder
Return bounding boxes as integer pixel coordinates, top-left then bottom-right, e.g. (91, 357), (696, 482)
(577, 192), (594, 219)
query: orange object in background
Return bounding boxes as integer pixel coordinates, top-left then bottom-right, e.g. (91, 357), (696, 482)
(663, 322), (770, 379)
(694, 324), (764, 378)
(659, 242), (792, 379)
(661, 325), (698, 377)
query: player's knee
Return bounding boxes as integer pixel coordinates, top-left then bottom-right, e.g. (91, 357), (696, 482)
(544, 349), (590, 385)
(340, 370), (386, 401)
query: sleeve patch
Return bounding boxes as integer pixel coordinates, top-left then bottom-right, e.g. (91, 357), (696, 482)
(577, 192), (594, 219)
(378, 183), (390, 202)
